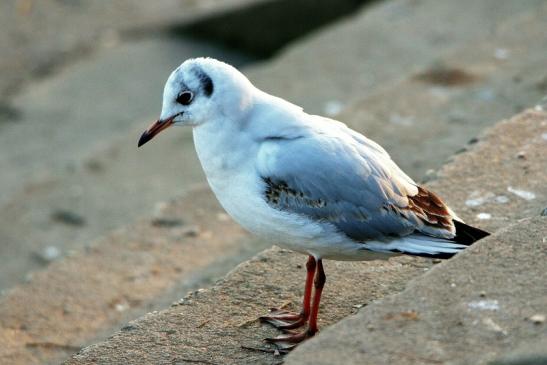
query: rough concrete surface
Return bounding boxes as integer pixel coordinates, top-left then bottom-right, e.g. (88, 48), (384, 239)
(0, 187), (271, 365)
(66, 110), (546, 364)
(489, 338), (547, 365)
(425, 109), (547, 233)
(338, 3), (547, 178)
(67, 249), (432, 365)
(246, 0), (545, 115)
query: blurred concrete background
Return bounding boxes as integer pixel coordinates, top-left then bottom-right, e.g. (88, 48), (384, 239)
(0, 1), (545, 364)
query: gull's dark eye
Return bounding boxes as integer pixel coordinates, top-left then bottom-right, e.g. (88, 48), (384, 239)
(176, 91), (193, 105)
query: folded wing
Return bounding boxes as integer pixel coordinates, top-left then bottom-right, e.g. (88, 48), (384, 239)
(256, 123), (457, 244)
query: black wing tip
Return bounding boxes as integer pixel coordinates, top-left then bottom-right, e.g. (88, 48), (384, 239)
(453, 220), (491, 246)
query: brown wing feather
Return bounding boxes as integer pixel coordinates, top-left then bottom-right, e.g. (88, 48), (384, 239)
(389, 186), (455, 236)
(408, 186), (454, 231)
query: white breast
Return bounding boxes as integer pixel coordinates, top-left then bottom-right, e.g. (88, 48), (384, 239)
(193, 124), (324, 244)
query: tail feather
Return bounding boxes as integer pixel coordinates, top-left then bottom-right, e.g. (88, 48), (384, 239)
(452, 220), (490, 245)
(377, 221), (490, 259)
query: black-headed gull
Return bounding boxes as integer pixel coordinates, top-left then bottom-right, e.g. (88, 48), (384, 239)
(138, 58), (489, 351)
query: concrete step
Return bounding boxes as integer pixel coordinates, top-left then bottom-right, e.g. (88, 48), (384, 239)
(0, 186), (269, 365)
(245, 0), (546, 115)
(338, 3), (547, 178)
(65, 109), (547, 364)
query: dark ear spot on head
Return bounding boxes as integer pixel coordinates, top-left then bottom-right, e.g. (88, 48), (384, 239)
(193, 68), (214, 97)
(201, 73), (214, 97)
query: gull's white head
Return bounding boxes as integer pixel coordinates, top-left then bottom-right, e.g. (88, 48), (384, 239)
(138, 57), (255, 147)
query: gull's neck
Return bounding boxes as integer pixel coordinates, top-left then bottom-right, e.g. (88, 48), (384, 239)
(192, 114), (256, 181)
(192, 89), (309, 181)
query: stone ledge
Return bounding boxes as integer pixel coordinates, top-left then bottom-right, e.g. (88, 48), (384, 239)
(0, 186), (263, 365)
(67, 248), (433, 365)
(247, 0), (546, 115)
(337, 2), (547, 178)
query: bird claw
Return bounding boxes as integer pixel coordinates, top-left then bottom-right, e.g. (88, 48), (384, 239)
(260, 308), (308, 330)
(264, 329), (315, 353)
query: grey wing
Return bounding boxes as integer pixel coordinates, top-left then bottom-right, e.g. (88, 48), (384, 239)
(256, 131), (456, 242)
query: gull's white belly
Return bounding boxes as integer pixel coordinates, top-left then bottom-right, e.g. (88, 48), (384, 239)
(204, 166), (388, 260)
(205, 165), (319, 243)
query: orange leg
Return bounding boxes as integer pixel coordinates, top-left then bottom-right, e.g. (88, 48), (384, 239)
(264, 258), (326, 352)
(307, 258), (325, 335)
(260, 255), (316, 329)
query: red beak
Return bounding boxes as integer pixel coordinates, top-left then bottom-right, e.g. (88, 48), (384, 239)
(138, 117), (174, 147)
